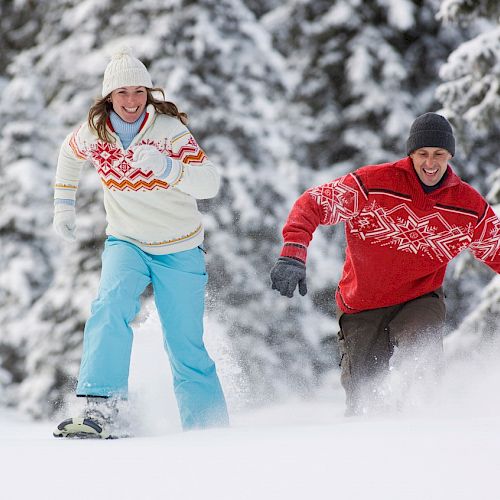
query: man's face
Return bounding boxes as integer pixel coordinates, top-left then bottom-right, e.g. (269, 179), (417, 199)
(410, 147), (451, 186)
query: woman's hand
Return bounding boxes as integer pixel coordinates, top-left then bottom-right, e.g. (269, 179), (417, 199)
(132, 145), (172, 177)
(53, 206), (76, 242)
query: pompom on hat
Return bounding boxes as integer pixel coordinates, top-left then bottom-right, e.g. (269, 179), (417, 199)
(406, 112), (455, 157)
(101, 47), (153, 97)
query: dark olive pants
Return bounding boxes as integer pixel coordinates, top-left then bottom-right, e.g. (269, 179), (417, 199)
(337, 289), (446, 415)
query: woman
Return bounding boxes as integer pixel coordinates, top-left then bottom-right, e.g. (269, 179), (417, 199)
(53, 48), (229, 438)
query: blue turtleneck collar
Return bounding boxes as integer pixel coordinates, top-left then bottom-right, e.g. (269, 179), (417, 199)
(109, 110), (146, 149)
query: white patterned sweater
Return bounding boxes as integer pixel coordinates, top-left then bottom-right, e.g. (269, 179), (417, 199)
(54, 104), (220, 254)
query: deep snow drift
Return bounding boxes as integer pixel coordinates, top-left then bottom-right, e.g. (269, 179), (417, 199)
(1, 310), (499, 500)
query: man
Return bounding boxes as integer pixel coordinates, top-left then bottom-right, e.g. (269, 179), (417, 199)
(270, 113), (500, 415)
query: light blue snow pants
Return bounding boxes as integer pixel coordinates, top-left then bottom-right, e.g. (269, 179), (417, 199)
(76, 237), (229, 430)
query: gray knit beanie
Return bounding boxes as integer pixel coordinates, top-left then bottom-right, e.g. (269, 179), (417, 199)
(406, 112), (455, 156)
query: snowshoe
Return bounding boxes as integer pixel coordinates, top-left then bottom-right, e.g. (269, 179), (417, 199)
(53, 416), (113, 439)
(53, 396), (131, 439)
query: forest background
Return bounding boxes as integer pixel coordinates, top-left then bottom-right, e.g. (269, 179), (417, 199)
(0, 0), (499, 418)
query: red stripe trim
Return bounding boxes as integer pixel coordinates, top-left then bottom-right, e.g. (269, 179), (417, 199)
(138, 112), (149, 132)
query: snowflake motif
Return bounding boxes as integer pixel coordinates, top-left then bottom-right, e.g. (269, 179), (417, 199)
(488, 222), (500, 239)
(77, 139), (170, 192)
(90, 142), (123, 169)
(134, 139), (171, 156)
(308, 176), (359, 225)
(357, 217), (372, 228)
(392, 217), (435, 252)
(349, 202), (474, 262)
(470, 216), (500, 261)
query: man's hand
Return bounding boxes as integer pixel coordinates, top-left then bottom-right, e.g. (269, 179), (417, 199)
(270, 257), (307, 298)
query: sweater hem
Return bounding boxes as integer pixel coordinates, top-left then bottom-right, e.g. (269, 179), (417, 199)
(336, 285), (445, 315)
(107, 225), (204, 255)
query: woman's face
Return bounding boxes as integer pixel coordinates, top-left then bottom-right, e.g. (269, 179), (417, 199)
(109, 86), (147, 123)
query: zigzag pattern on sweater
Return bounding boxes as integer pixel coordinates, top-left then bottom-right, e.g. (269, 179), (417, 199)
(88, 142), (159, 191)
(169, 134), (207, 165)
(77, 135), (207, 192)
(100, 177), (169, 191)
(69, 126), (87, 160)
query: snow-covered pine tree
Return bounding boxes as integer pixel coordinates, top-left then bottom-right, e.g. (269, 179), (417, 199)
(265, 0), (463, 169)
(145, 0), (337, 404)
(437, 0), (500, 188)
(0, 0), (72, 409)
(0, 0), (334, 417)
(437, 0), (500, 357)
(0, 1), (45, 72)
(262, 0), (485, 332)
(0, 0), (110, 414)
(0, 65), (54, 407)
(2, 0), (494, 418)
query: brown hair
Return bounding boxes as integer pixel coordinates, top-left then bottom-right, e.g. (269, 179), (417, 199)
(88, 87), (188, 143)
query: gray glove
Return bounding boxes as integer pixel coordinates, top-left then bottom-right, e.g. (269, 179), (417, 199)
(270, 257), (307, 298)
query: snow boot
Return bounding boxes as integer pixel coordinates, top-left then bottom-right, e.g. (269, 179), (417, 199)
(53, 396), (130, 439)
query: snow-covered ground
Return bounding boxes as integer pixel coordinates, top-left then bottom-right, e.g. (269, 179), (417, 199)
(3, 403), (499, 500)
(1, 311), (499, 500)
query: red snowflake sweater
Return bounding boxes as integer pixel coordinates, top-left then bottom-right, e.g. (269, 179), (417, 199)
(280, 157), (500, 313)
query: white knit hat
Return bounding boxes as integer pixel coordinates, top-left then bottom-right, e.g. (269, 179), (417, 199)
(101, 47), (153, 97)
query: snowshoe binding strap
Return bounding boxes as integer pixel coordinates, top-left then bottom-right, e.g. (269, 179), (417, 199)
(53, 417), (113, 439)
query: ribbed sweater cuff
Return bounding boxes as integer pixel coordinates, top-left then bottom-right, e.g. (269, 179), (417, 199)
(280, 242), (307, 264)
(162, 159), (184, 186)
(158, 157), (173, 179)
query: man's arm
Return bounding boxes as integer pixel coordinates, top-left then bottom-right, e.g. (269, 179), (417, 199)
(280, 173), (368, 264)
(271, 173), (368, 297)
(469, 203), (500, 273)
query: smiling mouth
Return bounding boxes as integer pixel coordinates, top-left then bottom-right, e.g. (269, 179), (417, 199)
(124, 106), (139, 113)
(423, 167), (438, 176)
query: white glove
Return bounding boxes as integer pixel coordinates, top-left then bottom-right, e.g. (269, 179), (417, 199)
(53, 206), (76, 242)
(132, 145), (170, 176)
